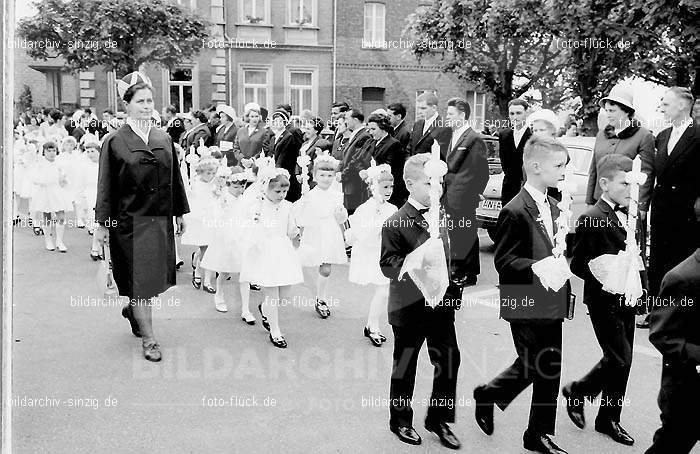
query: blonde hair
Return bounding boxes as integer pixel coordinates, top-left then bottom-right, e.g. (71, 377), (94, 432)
(523, 134), (568, 166)
(403, 153), (430, 182)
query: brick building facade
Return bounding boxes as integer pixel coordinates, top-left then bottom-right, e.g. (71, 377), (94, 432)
(14, 0), (488, 128)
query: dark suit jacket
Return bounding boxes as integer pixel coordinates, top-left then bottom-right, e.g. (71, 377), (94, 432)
(179, 124), (211, 152)
(331, 131), (349, 161)
(339, 128), (372, 210)
(443, 128), (490, 214)
(271, 128), (303, 202)
(495, 188), (571, 321)
(649, 249), (700, 421)
(215, 123), (239, 166)
(380, 202), (461, 327)
(571, 199), (643, 308)
(648, 122), (700, 294)
(165, 118), (185, 145)
(391, 120), (411, 153)
(409, 116), (452, 156)
(371, 135), (408, 207)
(498, 127), (531, 204)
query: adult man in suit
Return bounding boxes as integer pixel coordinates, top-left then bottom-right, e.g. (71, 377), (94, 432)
(162, 105), (184, 144)
(473, 135), (572, 454)
(443, 97), (490, 287)
(498, 99), (532, 205)
(269, 109), (303, 202)
(643, 87), (700, 300)
(331, 102), (351, 161)
(275, 103), (304, 142)
(646, 197), (700, 454)
(339, 109), (371, 214)
(380, 154), (462, 449)
(388, 102), (411, 153)
(366, 112), (408, 207)
(408, 92), (452, 156)
(563, 155), (639, 446)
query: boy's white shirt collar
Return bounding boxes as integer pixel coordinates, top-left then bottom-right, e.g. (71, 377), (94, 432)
(523, 182), (548, 206)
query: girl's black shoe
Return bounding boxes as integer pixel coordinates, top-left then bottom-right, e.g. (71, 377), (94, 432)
(269, 334), (287, 348)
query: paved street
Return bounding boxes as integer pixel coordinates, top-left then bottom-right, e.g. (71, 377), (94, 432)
(11, 222), (697, 454)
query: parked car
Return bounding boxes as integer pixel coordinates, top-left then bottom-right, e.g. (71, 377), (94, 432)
(476, 136), (596, 241)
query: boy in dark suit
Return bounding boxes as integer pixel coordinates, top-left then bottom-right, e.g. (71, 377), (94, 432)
(646, 196), (700, 454)
(380, 153), (462, 449)
(563, 154), (638, 446)
(473, 135), (571, 454)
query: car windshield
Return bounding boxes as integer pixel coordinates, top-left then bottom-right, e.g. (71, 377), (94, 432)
(566, 146), (593, 175)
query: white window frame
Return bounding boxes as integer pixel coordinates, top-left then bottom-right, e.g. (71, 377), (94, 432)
(285, 66), (318, 115)
(239, 64), (272, 112)
(363, 2), (386, 48)
(467, 91), (486, 131)
(239, 0), (271, 24)
(288, 0), (317, 27)
(163, 65), (199, 114)
(176, 0), (196, 10)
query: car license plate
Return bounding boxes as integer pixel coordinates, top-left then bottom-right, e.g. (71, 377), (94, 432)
(480, 200), (502, 211)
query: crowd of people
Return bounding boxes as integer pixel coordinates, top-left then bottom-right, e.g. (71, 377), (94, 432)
(12, 70), (698, 454)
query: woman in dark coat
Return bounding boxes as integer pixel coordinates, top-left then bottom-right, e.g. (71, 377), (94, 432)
(232, 102), (269, 167)
(95, 73), (190, 362)
(365, 112), (408, 207)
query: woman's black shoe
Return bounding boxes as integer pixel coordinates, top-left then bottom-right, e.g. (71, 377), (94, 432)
(192, 272), (202, 289)
(315, 300), (331, 318)
(258, 303), (270, 331)
(142, 342), (162, 362)
(121, 305), (142, 338)
(175, 260), (184, 270)
(202, 284), (216, 294)
(269, 334), (287, 348)
(249, 283), (261, 291)
(90, 251), (103, 261)
(363, 326), (386, 347)
(33, 227), (43, 235)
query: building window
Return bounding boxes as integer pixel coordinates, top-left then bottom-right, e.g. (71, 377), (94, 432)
(240, 66), (271, 110)
(176, 0), (196, 10)
(169, 67), (195, 113)
(363, 2), (385, 48)
(289, 0), (315, 26)
(362, 87), (385, 115)
(240, 0), (270, 24)
(415, 89), (437, 120)
(467, 91), (486, 131)
(286, 67), (317, 114)
(211, 0), (225, 22)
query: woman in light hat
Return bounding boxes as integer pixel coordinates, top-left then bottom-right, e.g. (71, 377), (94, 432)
(214, 104), (238, 165)
(585, 83), (655, 207)
(94, 71), (190, 362)
(233, 102), (268, 168)
(528, 109), (561, 138)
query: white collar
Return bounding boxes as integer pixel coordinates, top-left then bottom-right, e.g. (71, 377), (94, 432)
(452, 123), (471, 143)
(425, 112), (438, 127)
(126, 117), (151, 145)
(393, 119), (404, 130)
(349, 126), (364, 142)
(600, 195), (617, 210)
(375, 133), (388, 146)
(523, 182), (548, 206)
(514, 123), (528, 135)
(672, 117), (692, 131)
(407, 197), (428, 211)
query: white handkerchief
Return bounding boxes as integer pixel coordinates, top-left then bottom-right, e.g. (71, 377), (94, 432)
(532, 255), (573, 292)
(220, 140), (233, 151)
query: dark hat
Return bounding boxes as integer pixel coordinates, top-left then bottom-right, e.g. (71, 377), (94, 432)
(271, 109), (290, 122)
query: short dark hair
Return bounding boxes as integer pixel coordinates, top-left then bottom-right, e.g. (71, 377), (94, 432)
(367, 113), (392, 133)
(123, 82), (153, 103)
(276, 104), (293, 116)
(603, 100), (635, 119)
(309, 116), (325, 134)
(260, 107), (268, 122)
(332, 101), (350, 112)
(387, 103), (406, 119)
(599, 153), (633, 180)
(446, 97), (471, 120)
(103, 109), (114, 116)
(508, 98), (529, 110)
(49, 109), (64, 122)
(347, 108), (364, 123)
(165, 105), (178, 115)
(667, 86), (695, 112)
(191, 110), (208, 124)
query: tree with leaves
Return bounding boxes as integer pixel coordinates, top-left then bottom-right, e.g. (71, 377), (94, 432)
(406, 0), (570, 119)
(17, 0), (210, 75)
